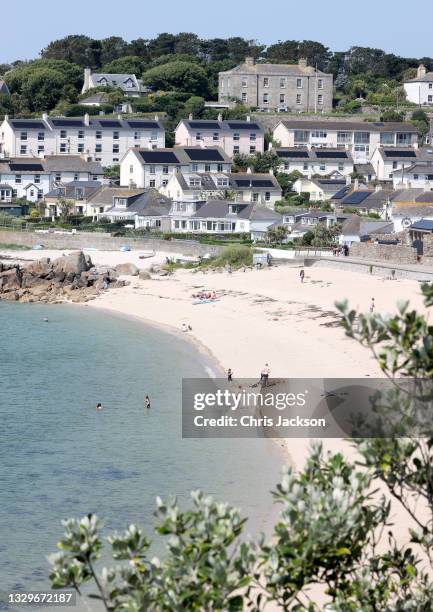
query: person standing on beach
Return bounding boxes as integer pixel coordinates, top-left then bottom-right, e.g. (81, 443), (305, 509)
(145, 395), (151, 409)
(227, 368), (233, 382)
(260, 364), (270, 387)
(370, 298), (375, 313)
(299, 269), (305, 283)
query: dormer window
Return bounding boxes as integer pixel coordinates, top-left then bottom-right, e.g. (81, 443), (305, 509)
(217, 178), (228, 187)
(114, 197), (128, 208)
(189, 178), (201, 187)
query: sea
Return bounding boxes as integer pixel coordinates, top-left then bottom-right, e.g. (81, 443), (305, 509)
(0, 302), (283, 608)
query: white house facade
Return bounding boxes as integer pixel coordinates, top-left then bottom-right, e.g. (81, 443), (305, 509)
(120, 146), (232, 189)
(175, 116), (265, 157)
(275, 146), (354, 177)
(404, 65), (433, 105)
(0, 115), (165, 167)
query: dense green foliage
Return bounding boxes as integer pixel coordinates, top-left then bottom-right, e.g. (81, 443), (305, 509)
(2, 33), (433, 120)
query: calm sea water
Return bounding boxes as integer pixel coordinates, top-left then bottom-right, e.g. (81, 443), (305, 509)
(0, 302), (282, 606)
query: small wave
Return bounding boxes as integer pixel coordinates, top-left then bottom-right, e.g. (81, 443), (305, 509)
(205, 366), (216, 379)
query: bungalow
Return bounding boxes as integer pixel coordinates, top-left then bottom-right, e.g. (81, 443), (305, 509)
(44, 181), (102, 217)
(87, 186), (146, 218)
(331, 187), (390, 217)
(275, 147), (354, 177)
(120, 146), (232, 189)
(339, 215), (395, 246)
(293, 177), (351, 201)
(175, 115), (265, 157)
(98, 189), (172, 231)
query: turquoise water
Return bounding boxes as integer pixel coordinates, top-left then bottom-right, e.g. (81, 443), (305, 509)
(0, 302), (282, 603)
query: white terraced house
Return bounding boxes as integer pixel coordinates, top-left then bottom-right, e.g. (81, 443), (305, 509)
(369, 146), (433, 181)
(0, 156), (104, 202)
(0, 115), (165, 167)
(174, 115), (265, 157)
(273, 120), (418, 164)
(160, 170), (282, 209)
(120, 146), (232, 189)
(274, 146), (354, 177)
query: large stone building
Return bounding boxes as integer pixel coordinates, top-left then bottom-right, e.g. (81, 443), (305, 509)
(218, 57), (333, 112)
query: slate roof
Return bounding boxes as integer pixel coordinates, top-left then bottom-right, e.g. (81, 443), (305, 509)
(279, 120), (417, 133)
(336, 190), (389, 209)
(341, 215), (394, 237)
(87, 186), (146, 206)
(89, 72), (141, 93)
(43, 156), (104, 174)
(406, 72), (433, 83)
(392, 161), (433, 175)
(220, 60), (330, 77)
(179, 119), (264, 133)
(0, 158), (47, 173)
(354, 163), (376, 177)
(276, 147), (353, 162)
(410, 219), (433, 231)
(132, 146), (231, 165)
(191, 200), (281, 221)
(45, 181), (102, 200)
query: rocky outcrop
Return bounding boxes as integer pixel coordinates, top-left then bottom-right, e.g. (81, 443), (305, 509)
(115, 262), (139, 276)
(0, 251), (130, 304)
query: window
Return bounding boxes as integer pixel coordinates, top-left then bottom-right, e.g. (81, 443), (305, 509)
(15, 175), (22, 184)
(74, 172), (79, 181)
(265, 192), (271, 201)
(217, 163), (223, 172)
(263, 77), (269, 87)
(113, 144), (119, 153)
(429, 95), (433, 103)
(38, 190), (43, 199)
(280, 77), (286, 88)
(303, 162), (308, 171)
(60, 143), (67, 153)
(30, 189), (34, 198)
(414, 174), (419, 180)
(113, 131), (119, 140)
(191, 163), (198, 171)
(280, 93), (285, 104)
(151, 131), (157, 141)
(34, 175), (41, 184)
(20, 145), (27, 154)
(195, 132), (201, 141)
(263, 93), (269, 105)
(233, 132), (240, 141)
(354, 132), (370, 144)
(318, 79), (323, 89)
(163, 166), (169, 174)
(296, 78), (303, 88)
(78, 130), (84, 139)
(380, 132), (394, 145)
(205, 164), (211, 172)
(241, 77), (248, 87)
(55, 173), (61, 182)
(129, 165), (134, 173)
(217, 178), (228, 187)
(284, 162), (290, 170)
(338, 164), (344, 171)
(134, 131), (141, 140)
(392, 161), (398, 169)
(241, 92), (248, 103)
(397, 133), (411, 145)
(95, 143), (102, 153)
(20, 131), (27, 141)
(320, 164), (326, 171)
(317, 94), (323, 105)
(78, 143), (84, 153)
(294, 130), (309, 143)
(38, 145), (44, 154)
(60, 130), (67, 138)
(250, 133), (256, 142)
(149, 179), (156, 187)
(311, 130), (327, 138)
(38, 132), (44, 141)
(96, 130), (102, 140)
(220, 80), (224, 91)
(430, 84), (433, 89)
(249, 145), (256, 154)
(189, 178), (201, 187)
(162, 180), (168, 187)
(296, 94), (302, 105)
(337, 131), (352, 144)
(234, 145), (240, 154)
(149, 165), (155, 174)
(252, 193), (259, 202)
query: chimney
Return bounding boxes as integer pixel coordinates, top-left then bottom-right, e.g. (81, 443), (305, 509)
(246, 115), (251, 122)
(84, 113), (90, 126)
(117, 114), (122, 120)
(83, 67), (91, 91)
(188, 113), (193, 120)
(42, 112), (48, 122)
(268, 142), (273, 151)
(200, 140), (205, 148)
(4, 114), (8, 121)
(217, 113), (222, 121)
(298, 57), (308, 70)
(346, 175), (351, 186)
(154, 114), (159, 121)
(245, 57), (255, 66)
(417, 64), (426, 79)
(375, 184), (382, 192)
(247, 167), (252, 174)
(269, 168), (274, 175)
(354, 178), (359, 191)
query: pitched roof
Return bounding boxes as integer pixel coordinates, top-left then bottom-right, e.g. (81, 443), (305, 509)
(276, 147), (353, 162)
(179, 119), (263, 132)
(45, 181), (102, 199)
(220, 60), (331, 77)
(337, 189), (389, 209)
(406, 72), (433, 83)
(278, 120), (417, 133)
(87, 185), (146, 206)
(43, 156), (104, 173)
(0, 80), (10, 95)
(132, 146), (231, 165)
(341, 215), (394, 236)
(89, 72), (141, 93)
(410, 219), (433, 231)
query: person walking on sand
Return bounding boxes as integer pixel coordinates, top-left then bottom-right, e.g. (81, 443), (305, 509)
(299, 269), (305, 283)
(145, 395), (151, 409)
(370, 297), (375, 313)
(227, 368), (233, 382)
(260, 363), (270, 387)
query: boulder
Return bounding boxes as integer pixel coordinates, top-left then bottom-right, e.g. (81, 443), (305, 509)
(138, 270), (151, 280)
(0, 267), (22, 292)
(25, 259), (52, 278)
(115, 262), (139, 276)
(52, 251), (90, 276)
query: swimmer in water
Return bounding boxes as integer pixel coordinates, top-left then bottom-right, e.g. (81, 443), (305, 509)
(145, 395), (151, 409)
(43, 317), (49, 322)
(96, 403), (103, 410)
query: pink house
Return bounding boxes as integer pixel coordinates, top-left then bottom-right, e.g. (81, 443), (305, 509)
(175, 115), (265, 158)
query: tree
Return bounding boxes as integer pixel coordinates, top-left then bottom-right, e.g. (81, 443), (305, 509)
(141, 61), (209, 96)
(21, 69), (67, 112)
(276, 170), (303, 198)
(57, 198), (75, 221)
(41, 35), (100, 68)
(101, 56), (146, 76)
(267, 225), (288, 245)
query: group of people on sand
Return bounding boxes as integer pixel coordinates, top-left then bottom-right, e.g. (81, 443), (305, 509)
(226, 363), (270, 386)
(192, 290), (217, 300)
(332, 245), (349, 257)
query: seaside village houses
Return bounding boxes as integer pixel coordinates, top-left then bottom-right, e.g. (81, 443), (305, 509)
(0, 115), (165, 167)
(218, 57), (333, 112)
(404, 64), (433, 105)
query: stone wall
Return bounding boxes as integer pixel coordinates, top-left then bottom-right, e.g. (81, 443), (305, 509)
(0, 230), (224, 257)
(349, 242), (418, 264)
